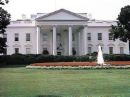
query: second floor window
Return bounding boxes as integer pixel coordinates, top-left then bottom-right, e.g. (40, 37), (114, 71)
(15, 33), (19, 41)
(26, 33), (30, 41)
(43, 33), (47, 41)
(109, 33), (113, 40)
(98, 33), (102, 40)
(87, 33), (91, 40)
(72, 33), (75, 41)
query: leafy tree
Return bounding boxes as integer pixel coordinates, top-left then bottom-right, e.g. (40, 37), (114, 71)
(0, 0), (10, 54)
(110, 5), (130, 42)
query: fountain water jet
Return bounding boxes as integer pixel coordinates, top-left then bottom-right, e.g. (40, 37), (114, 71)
(97, 45), (104, 65)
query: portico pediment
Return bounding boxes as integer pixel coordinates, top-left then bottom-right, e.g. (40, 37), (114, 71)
(36, 9), (89, 21)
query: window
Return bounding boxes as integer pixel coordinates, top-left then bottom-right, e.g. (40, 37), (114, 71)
(15, 33), (19, 41)
(98, 33), (102, 40)
(43, 33), (47, 41)
(15, 48), (19, 54)
(120, 47), (124, 54)
(109, 33), (113, 40)
(26, 33), (30, 41)
(3, 34), (7, 42)
(88, 47), (92, 54)
(26, 48), (31, 54)
(109, 47), (113, 54)
(72, 33), (75, 41)
(87, 33), (91, 40)
(42, 48), (49, 55)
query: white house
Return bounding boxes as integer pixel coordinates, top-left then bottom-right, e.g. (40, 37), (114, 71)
(5, 9), (129, 55)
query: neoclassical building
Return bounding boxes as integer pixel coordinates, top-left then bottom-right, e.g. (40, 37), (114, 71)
(5, 9), (129, 55)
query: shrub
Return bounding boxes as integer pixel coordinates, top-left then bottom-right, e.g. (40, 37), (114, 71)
(0, 54), (130, 66)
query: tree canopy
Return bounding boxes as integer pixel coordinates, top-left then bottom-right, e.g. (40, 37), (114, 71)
(110, 5), (130, 42)
(0, 0), (10, 54)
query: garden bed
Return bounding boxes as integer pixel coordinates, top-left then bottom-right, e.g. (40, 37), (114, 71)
(26, 61), (130, 69)
(30, 61), (130, 67)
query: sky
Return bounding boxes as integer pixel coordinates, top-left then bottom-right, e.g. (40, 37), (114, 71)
(2, 0), (130, 20)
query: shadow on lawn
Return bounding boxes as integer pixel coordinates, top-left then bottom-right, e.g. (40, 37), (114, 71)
(37, 95), (62, 97)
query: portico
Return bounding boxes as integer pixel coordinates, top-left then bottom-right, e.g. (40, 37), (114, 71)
(36, 9), (89, 55)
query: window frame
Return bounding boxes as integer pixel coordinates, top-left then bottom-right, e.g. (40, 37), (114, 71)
(88, 47), (92, 54)
(120, 47), (124, 54)
(109, 47), (113, 54)
(109, 33), (113, 40)
(87, 33), (91, 40)
(14, 33), (19, 41)
(15, 48), (19, 54)
(98, 33), (102, 40)
(26, 33), (31, 41)
(26, 48), (31, 54)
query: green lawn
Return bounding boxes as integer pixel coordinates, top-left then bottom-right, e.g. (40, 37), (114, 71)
(0, 67), (130, 97)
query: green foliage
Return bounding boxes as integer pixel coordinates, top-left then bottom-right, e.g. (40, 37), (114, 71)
(110, 5), (130, 42)
(104, 54), (130, 61)
(0, 0), (10, 53)
(0, 0), (9, 5)
(0, 54), (130, 65)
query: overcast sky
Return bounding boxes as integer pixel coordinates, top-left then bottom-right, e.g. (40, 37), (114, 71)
(2, 0), (130, 20)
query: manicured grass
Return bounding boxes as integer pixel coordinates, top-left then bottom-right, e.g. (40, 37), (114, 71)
(0, 67), (130, 97)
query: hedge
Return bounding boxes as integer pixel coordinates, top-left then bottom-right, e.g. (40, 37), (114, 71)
(0, 53), (130, 65)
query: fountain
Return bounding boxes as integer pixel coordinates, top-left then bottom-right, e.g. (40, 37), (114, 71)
(97, 45), (104, 65)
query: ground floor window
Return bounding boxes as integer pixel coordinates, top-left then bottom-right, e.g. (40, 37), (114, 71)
(109, 47), (113, 54)
(120, 47), (124, 54)
(15, 48), (19, 54)
(26, 48), (31, 54)
(42, 48), (49, 55)
(88, 47), (92, 54)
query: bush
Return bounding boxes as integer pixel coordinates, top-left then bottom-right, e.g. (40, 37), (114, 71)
(0, 54), (130, 66)
(104, 54), (130, 61)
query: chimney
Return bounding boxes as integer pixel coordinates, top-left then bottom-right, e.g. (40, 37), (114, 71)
(22, 14), (26, 20)
(88, 13), (92, 20)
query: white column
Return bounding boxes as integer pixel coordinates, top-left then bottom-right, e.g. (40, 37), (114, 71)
(83, 26), (87, 55)
(68, 26), (72, 55)
(52, 26), (57, 55)
(78, 31), (81, 55)
(36, 26), (40, 54)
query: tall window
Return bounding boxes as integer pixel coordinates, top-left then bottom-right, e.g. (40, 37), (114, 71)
(87, 33), (91, 40)
(26, 48), (31, 54)
(109, 47), (113, 54)
(120, 47), (124, 54)
(109, 33), (113, 40)
(3, 33), (7, 42)
(15, 48), (19, 54)
(43, 33), (47, 41)
(26, 33), (30, 41)
(98, 33), (102, 40)
(72, 33), (75, 41)
(15, 33), (19, 41)
(88, 47), (92, 54)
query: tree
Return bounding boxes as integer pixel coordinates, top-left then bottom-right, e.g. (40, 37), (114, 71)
(0, 0), (10, 54)
(110, 5), (130, 42)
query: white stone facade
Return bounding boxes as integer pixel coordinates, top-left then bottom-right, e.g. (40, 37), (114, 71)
(5, 9), (129, 55)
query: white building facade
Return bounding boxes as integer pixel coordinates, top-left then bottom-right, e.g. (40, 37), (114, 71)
(5, 9), (129, 55)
